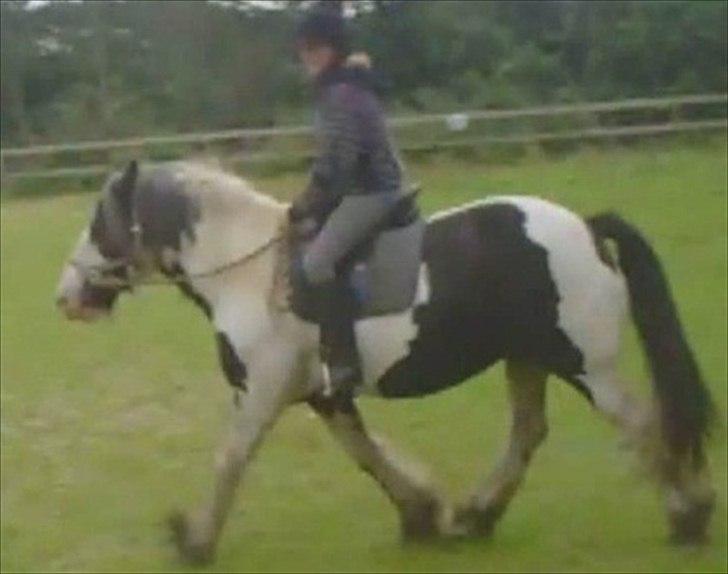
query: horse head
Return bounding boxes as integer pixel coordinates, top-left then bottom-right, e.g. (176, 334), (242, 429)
(55, 160), (286, 322)
(55, 160), (146, 321)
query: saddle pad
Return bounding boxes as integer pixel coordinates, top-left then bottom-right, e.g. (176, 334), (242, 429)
(355, 217), (425, 317)
(287, 217), (425, 322)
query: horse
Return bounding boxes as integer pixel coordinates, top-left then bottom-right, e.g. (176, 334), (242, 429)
(55, 159), (715, 564)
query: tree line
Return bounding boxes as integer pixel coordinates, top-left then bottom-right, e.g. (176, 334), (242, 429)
(1, 0), (726, 146)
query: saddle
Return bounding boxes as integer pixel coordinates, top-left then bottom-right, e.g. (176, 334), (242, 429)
(285, 189), (426, 322)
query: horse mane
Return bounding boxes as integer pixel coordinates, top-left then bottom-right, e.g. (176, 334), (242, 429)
(133, 160), (288, 288)
(163, 160), (284, 213)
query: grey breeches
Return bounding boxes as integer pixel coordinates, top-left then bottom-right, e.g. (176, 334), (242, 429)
(302, 193), (400, 285)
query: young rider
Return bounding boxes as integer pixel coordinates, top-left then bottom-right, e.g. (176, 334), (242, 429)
(289, 2), (415, 396)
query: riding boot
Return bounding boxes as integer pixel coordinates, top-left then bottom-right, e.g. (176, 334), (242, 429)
(316, 279), (363, 396)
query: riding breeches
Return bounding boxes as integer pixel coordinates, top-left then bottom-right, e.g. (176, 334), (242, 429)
(301, 192), (401, 285)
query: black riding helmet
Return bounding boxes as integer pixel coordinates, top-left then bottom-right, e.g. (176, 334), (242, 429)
(295, 1), (350, 57)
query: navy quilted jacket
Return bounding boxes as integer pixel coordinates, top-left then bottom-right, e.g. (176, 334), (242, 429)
(290, 63), (403, 226)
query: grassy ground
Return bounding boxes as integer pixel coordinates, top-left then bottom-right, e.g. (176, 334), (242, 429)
(1, 139), (726, 573)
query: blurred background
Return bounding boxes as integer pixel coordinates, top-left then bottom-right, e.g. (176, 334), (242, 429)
(1, 0), (727, 187)
(1, 1), (726, 572)
(2, 0), (727, 138)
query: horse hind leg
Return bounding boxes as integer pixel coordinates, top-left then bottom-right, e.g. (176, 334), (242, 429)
(454, 360), (548, 538)
(576, 367), (715, 545)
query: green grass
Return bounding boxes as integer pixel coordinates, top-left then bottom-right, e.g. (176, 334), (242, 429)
(1, 139), (726, 573)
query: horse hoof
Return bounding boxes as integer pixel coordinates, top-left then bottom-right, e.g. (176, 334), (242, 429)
(669, 501), (713, 546)
(400, 498), (442, 542)
(167, 511), (215, 565)
(452, 505), (497, 539)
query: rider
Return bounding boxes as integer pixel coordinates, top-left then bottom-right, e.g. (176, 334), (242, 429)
(289, 2), (414, 396)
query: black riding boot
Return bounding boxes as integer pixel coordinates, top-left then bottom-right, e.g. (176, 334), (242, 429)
(317, 279), (363, 396)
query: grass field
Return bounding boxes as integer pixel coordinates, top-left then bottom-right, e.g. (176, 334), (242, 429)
(1, 139), (726, 573)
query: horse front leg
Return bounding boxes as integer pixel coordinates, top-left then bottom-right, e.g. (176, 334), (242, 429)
(169, 351), (295, 565)
(308, 394), (452, 542)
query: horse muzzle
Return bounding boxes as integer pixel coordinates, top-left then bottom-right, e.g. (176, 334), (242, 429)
(55, 264), (115, 322)
(56, 296), (109, 322)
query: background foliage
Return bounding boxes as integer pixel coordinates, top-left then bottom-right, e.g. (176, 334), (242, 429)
(1, 0), (726, 146)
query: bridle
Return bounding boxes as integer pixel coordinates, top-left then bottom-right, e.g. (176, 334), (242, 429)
(71, 220), (284, 290)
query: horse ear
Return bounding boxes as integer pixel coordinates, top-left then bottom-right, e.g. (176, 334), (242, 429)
(113, 160), (138, 206)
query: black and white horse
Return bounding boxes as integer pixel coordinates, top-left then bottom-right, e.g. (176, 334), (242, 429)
(56, 160), (715, 564)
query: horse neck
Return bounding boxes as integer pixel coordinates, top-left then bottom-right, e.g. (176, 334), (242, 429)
(177, 180), (288, 322)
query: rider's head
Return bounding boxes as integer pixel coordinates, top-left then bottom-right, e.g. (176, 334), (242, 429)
(295, 1), (349, 79)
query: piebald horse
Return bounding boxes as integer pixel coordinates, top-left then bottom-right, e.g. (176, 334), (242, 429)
(56, 160), (715, 564)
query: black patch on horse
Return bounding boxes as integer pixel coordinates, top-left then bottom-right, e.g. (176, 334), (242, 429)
(377, 202), (590, 401)
(176, 279), (213, 319)
(90, 164), (200, 260)
(134, 167), (201, 253)
(90, 203), (113, 255)
(90, 201), (128, 260)
(216, 332), (247, 391)
(158, 263), (214, 319)
(85, 202), (131, 311)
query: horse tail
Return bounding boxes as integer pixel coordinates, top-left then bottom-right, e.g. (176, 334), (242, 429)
(588, 212), (714, 467)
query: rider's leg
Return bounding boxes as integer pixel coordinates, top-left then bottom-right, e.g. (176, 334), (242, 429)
(289, 233), (363, 393)
(298, 195), (399, 393)
(316, 276), (362, 394)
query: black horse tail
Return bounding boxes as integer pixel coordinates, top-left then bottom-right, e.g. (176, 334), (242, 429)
(588, 212), (714, 467)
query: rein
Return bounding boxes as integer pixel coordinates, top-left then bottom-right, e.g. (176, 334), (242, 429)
(179, 234), (284, 281)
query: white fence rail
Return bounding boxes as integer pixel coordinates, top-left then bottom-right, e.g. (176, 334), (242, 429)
(1, 93), (726, 182)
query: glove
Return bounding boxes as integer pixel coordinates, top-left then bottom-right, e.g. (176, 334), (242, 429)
(289, 183), (327, 240)
(288, 201), (307, 223)
(293, 217), (319, 240)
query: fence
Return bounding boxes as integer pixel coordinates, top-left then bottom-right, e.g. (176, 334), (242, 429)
(1, 93), (726, 183)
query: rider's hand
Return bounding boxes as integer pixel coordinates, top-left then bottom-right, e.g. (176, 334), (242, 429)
(288, 201), (306, 223)
(289, 211), (318, 241)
